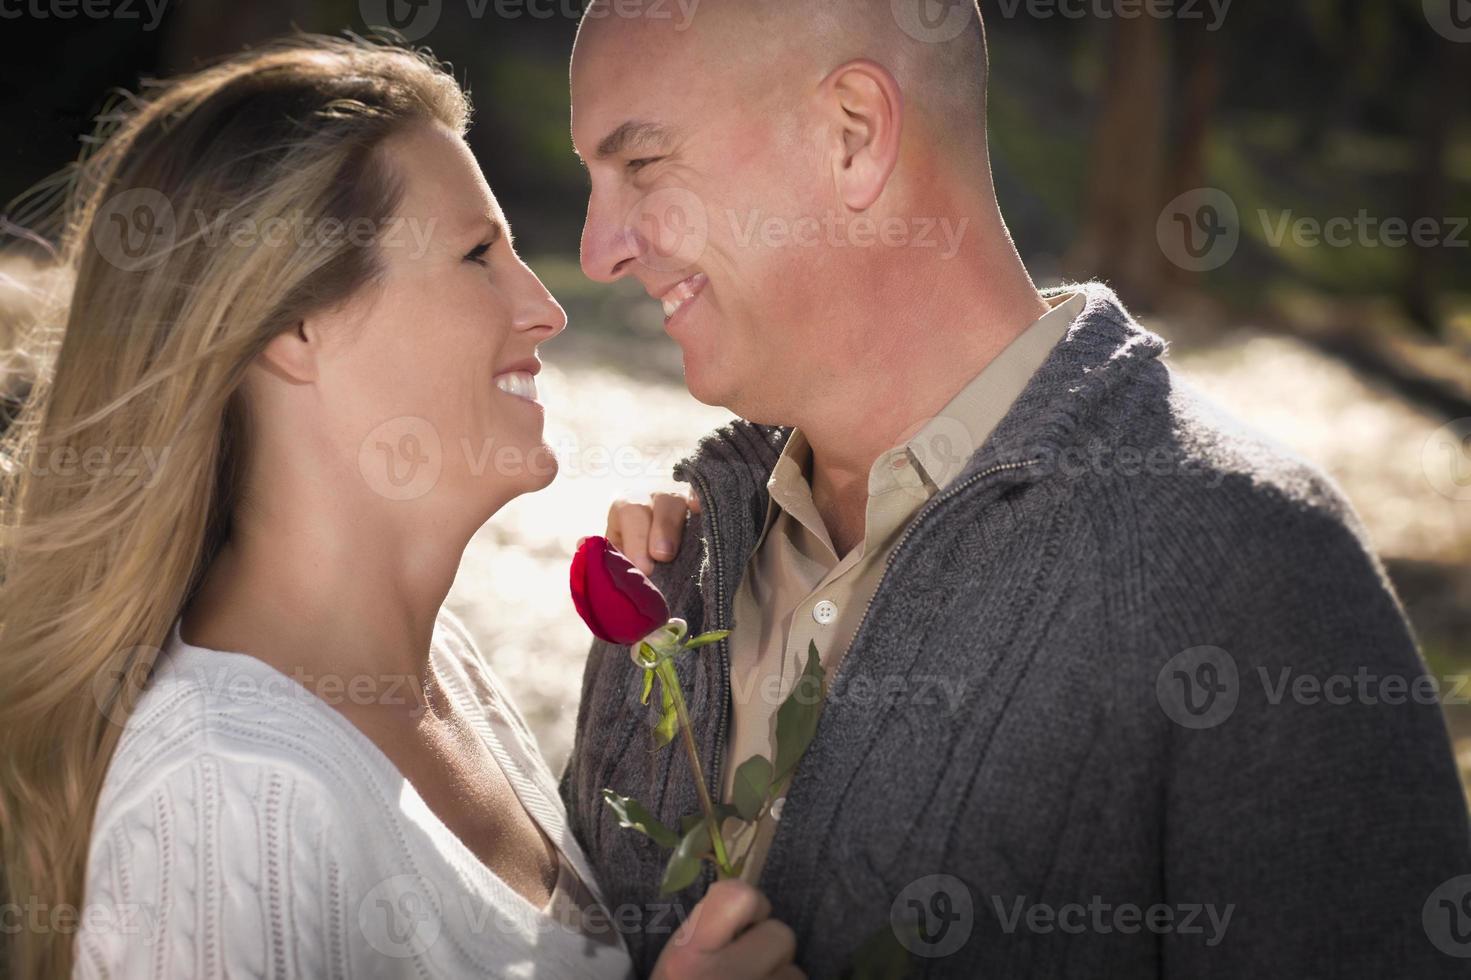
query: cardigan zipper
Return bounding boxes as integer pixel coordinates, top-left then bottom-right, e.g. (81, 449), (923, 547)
(842, 458), (1041, 680)
(686, 451), (1039, 894)
(686, 468), (732, 894)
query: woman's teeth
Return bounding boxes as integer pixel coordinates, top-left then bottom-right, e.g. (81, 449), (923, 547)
(661, 274), (707, 319)
(494, 371), (539, 402)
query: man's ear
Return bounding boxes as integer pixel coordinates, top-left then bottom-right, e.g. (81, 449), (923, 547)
(257, 318), (321, 384)
(821, 59), (904, 213)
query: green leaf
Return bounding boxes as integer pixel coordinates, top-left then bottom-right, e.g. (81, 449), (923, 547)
(839, 921), (917, 980)
(679, 804), (738, 836)
(653, 701), (678, 748)
(682, 630), (731, 651)
(774, 642), (826, 781)
(730, 754), (774, 822)
(659, 822), (708, 894)
(651, 675), (678, 749)
(640, 666), (654, 705)
(601, 790), (679, 849)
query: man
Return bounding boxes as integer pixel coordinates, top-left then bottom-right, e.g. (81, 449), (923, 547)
(561, 2), (1471, 976)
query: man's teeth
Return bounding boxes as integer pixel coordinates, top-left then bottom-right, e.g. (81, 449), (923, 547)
(661, 275), (705, 319)
(494, 371), (538, 401)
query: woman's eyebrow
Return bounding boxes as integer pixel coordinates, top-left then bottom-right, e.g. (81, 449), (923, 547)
(457, 213), (507, 245)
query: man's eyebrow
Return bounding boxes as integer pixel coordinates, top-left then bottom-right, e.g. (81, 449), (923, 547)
(594, 120), (676, 160)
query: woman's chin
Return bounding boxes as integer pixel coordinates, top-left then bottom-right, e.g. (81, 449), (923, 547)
(502, 443), (560, 495)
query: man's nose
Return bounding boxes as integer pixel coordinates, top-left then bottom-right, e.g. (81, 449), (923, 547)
(580, 195), (641, 284)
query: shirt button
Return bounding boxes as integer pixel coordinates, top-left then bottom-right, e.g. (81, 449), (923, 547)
(813, 600), (837, 625)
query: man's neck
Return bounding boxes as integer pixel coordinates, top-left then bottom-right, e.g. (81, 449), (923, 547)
(796, 240), (1049, 556)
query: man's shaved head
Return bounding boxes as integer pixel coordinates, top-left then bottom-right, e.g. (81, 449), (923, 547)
(576, 0), (989, 157)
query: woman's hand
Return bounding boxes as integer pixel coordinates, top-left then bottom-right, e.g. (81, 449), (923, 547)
(605, 488), (699, 574)
(651, 880), (804, 980)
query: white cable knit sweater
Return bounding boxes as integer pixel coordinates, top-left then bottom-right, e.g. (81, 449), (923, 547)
(75, 610), (634, 979)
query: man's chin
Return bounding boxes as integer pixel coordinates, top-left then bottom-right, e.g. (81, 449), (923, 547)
(682, 361), (735, 411)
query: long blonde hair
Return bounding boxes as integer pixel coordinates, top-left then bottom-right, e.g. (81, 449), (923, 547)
(0, 35), (469, 976)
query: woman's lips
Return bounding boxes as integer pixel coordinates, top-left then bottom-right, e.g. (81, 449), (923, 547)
(493, 370), (539, 402)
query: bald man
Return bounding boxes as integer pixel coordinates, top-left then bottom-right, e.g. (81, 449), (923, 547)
(559, 2), (1471, 976)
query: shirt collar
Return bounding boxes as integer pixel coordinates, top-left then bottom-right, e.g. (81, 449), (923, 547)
(755, 289), (1087, 542)
(901, 289), (1086, 491)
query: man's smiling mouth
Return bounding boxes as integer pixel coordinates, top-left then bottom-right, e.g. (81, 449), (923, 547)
(660, 273), (708, 322)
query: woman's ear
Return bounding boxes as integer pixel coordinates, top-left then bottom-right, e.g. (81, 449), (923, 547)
(822, 58), (904, 213)
(257, 319), (320, 384)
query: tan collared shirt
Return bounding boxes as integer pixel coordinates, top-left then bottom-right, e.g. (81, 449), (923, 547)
(721, 290), (1086, 881)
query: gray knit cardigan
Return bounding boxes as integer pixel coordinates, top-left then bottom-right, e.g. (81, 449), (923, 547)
(561, 283), (1471, 978)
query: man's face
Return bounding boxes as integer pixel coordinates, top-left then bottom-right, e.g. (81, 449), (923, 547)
(571, 15), (836, 422)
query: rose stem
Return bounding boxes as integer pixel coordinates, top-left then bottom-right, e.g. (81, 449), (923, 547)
(655, 657), (735, 877)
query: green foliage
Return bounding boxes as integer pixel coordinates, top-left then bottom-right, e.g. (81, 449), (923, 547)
(601, 790), (679, 849)
(731, 754), (773, 822)
(684, 630), (731, 650)
(652, 674), (678, 750)
(840, 922), (917, 980)
(774, 642), (826, 782)
(661, 821), (709, 895)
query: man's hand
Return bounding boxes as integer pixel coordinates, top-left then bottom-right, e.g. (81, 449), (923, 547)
(651, 880), (803, 980)
(606, 488), (699, 574)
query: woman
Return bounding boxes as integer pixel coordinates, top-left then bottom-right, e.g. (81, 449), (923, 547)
(0, 36), (798, 979)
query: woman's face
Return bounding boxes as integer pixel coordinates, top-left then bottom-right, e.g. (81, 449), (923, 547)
(311, 122), (568, 520)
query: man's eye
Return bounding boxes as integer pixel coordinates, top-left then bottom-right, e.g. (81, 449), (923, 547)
(465, 242), (492, 266)
(627, 157), (663, 173)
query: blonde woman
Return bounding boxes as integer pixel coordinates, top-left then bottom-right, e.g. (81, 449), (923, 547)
(0, 36), (800, 979)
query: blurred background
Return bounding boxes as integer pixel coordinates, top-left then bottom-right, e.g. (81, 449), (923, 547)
(1, 1), (1468, 797)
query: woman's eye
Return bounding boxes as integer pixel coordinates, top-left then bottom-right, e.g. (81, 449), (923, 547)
(465, 242), (492, 266)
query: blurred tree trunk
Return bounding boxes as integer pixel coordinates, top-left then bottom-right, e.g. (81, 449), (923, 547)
(1164, 22), (1223, 288)
(1065, 16), (1169, 307)
(1401, 40), (1468, 338)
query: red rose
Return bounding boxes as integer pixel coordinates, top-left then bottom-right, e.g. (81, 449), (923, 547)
(570, 535), (672, 645)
